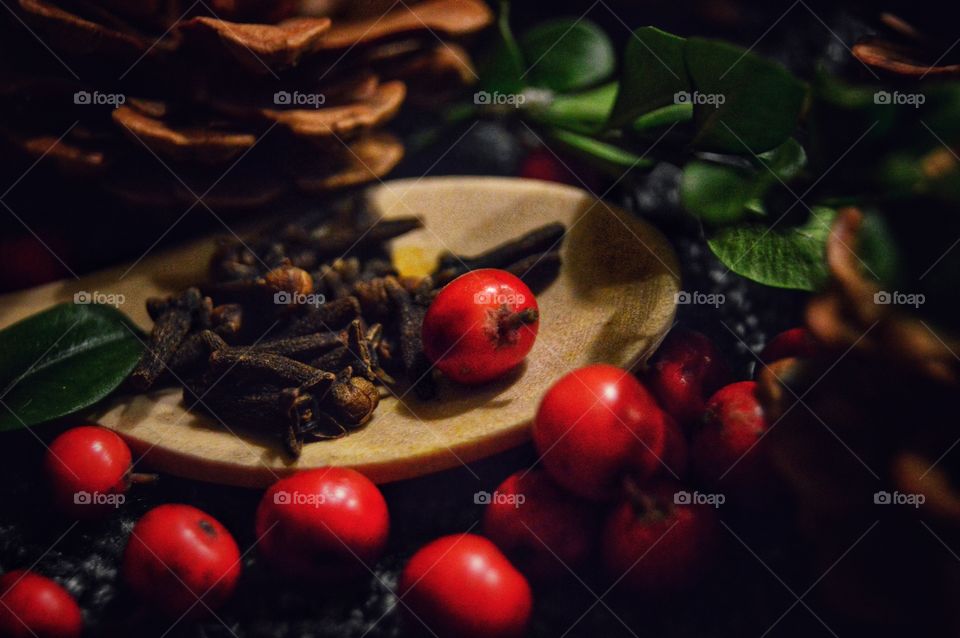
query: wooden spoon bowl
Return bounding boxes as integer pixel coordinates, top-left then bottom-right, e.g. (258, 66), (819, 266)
(0, 177), (680, 487)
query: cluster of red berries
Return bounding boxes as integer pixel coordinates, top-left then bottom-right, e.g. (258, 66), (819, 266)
(0, 323), (814, 638)
(476, 327), (818, 604)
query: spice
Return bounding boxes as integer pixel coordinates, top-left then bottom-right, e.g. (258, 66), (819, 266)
(433, 222), (565, 285)
(129, 203), (566, 457)
(130, 288), (207, 391)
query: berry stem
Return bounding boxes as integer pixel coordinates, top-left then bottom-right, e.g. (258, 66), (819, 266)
(500, 308), (539, 331)
(128, 472), (160, 485)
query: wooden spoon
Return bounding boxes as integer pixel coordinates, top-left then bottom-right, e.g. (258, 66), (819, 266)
(0, 177), (680, 487)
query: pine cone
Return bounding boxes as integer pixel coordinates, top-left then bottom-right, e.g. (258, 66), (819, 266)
(757, 209), (960, 632)
(0, 0), (491, 210)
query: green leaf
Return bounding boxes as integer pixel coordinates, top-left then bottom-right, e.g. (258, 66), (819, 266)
(682, 139), (807, 225)
(681, 161), (763, 225)
(531, 82), (618, 133)
(547, 128), (653, 172)
(520, 19), (615, 93)
(609, 27), (689, 128)
(684, 38), (807, 154)
(707, 207), (837, 290)
(0, 303), (144, 431)
(757, 137), (806, 182)
(631, 103), (692, 132)
(479, 1), (526, 94)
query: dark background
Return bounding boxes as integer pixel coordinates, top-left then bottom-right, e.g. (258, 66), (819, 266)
(0, 1), (917, 636)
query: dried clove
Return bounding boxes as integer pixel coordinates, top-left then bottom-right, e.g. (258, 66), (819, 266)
(130, 288), (206, 391)
(281, 296), (362, 337)
(130, 201), (565, 458)
(433, 222), (565, 284)
(385, 277), (435, 399)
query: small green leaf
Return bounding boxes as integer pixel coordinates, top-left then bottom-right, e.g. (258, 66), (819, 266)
(0, 303), (144, 431)
(547, 128), (653, 172)
(479, 0), (526, 94)
(631, 103), (692, 133)
(684, 38), (807, 154)
(609, 27), (689, 128)
(531, 82), (618, 133)
(521, 19), (615, 93)
(707, 207), (837, 290)
(681, 161), (763, 225)
(757, 137), (806, 181)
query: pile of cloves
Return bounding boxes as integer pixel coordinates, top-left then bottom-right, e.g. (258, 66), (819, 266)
(128, 199), (565, 457)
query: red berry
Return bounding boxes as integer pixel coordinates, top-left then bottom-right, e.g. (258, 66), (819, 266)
(661, 418), (689, 479)
(122, 504), (241, 618)
(399, 534), (532, 638)
(759, 327), (818, 364)
(691, 381), (771, 498)
(646, 329), (731, 428)
(482, 470), (598, 579)
(0, 571), (82, 638)
(519, 148), (575, 185)
(602, 482), (718, 593)
(44, 426), (132, 519)
(0, 234), (70, 291)
(422, 269), (539, 384)
(532, 364), (668, 501)
(255, 468), (389, 581)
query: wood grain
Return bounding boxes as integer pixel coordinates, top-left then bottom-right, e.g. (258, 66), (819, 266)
(0, 177), (680, 487)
